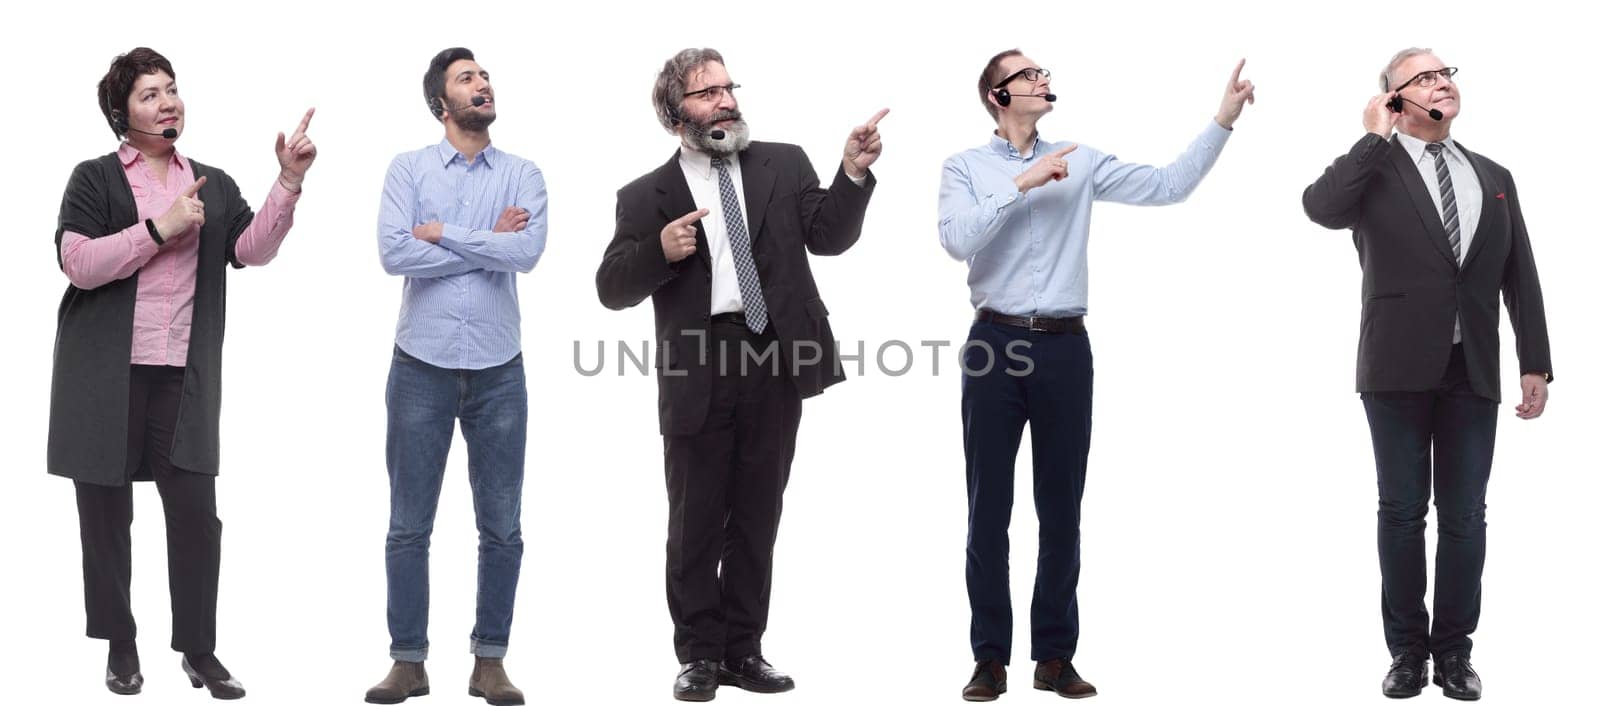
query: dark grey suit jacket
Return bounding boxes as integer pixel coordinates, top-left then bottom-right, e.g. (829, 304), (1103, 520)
(1303, 133), (1552, 402)
(596, 141), (875, 435)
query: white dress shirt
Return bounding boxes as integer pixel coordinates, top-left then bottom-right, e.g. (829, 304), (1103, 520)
(1395, 131), (1481, 344)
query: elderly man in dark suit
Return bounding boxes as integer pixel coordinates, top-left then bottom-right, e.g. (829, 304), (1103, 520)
(596, 47), (885, 702)
(1303, 47), (1553, 702)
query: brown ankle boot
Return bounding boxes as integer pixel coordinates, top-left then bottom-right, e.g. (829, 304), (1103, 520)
(365, 660), (429, 704)
(468, 657), (524, 706)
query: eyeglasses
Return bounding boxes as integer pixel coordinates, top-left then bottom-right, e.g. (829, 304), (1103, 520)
(995, 67), (1050, 89)
(1394, 67), (1458, 91)
(683, 83), (740, 102)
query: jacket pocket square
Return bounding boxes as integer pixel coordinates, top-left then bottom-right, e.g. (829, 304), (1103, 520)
(1495, 192), (1506, 199)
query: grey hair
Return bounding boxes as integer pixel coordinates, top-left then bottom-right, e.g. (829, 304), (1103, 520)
(1381, 47), (1434, 91)
(652, 47), (725, 134)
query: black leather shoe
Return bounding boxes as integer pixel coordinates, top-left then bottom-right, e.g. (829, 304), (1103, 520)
(105, 640), (143, 696)
(962, 660), (1007, 701)
(674, 659), (718, 702)
(1432, 653), (1482, 701)
(718, 655), (794, 693)
(1382, 653), (1427, 698)
(183, 654), (246, 700)
(1034, 659), (1096, 699)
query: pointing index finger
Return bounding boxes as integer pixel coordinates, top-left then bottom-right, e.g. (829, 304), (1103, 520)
(865, 108), (889, 129)
(1051, 144), (1079, 158)
(1230, 58), (1246, 86)
(294, 107), (315, 137)
(183, 175), (208, 197)
(672, 207), (711, 226)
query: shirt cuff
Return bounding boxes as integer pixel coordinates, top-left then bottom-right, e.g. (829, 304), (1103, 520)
(439, 223), (471, 249)
(1201, 118), (1234, 148)
(268, 178), (303, 209)
(847, 172), (868, 187)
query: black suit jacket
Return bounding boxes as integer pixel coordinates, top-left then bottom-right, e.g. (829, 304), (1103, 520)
(1303, 133), (1552, 402)
(597, 141), (875, 435)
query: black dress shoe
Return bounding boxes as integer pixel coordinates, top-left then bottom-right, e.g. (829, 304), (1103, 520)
(1034, 658), (1096, 699)
(718, 655), (795, 693)
(183, 654), (246, 700)
(105, 640), (143, 696)
(962, 660), (1007, 701)
(674, 659), (718, 702)
(1382, 653), (1427, 698)
(1432, 653), (1482, 701)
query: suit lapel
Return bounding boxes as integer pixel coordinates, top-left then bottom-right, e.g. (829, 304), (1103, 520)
(653, 149), (711, 269)
(1387, 138), (1460, 270)
(1453, 140), (1499, 272)
(739, 145), (776, 243)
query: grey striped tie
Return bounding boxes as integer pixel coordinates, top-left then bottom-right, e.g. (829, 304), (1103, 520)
(1426, 142), (1462, 262)
(711, 157), (768, 334)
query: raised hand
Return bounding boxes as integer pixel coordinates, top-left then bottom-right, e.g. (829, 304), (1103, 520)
(843, 108), (889, 179)
(661, 208), (709, 263)
(1014, 144), (1077, 194)
(1364, 92), (1402, 137)
(276, 107), (318, 189)
(153, 176), (207, 242)
(1216, 59), (1256, 129)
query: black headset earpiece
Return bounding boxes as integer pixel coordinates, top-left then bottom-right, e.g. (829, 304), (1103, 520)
(111, 109), (129, 134)
(429, 96), (446, 120)
(1386, 93), (1404, 114)
(992, 88), (1011, 107)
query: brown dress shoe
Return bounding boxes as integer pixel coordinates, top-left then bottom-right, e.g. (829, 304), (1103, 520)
(468, 657), (525, 706)
(365, 660), (429, 704)
(962, 660), (1007, 701)
(1034, 659), (1096, 699)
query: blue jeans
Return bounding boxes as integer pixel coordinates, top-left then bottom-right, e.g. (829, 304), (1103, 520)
(385, 346), (527, 661)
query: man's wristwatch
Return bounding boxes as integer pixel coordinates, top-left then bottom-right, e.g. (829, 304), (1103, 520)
(145, 218), (164, 246)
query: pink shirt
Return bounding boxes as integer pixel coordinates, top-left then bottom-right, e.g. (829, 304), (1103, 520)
(59, 143), (300, 366)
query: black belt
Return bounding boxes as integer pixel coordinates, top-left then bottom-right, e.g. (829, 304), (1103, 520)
(976, 308), (1085, 335)
(710, 312), (748, 326)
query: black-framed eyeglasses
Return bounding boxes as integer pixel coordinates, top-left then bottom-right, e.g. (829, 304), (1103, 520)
(683, 83), (740, 102)
(996, 67), (1050, 89)
(1394, 67), (1458, 91)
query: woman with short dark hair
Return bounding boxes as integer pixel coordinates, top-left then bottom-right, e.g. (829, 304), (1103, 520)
(49, 46), (317, 699)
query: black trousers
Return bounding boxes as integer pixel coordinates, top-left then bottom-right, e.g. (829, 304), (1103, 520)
(663, 320), (802, 663)
(74, 365), (221, 653)
(1362, 344), (1497, 660)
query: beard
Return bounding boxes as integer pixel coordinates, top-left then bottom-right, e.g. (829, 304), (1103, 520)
(684, 109), (751, 155)
(451, 104), (497, 132)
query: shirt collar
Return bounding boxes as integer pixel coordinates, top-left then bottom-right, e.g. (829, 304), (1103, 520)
(117, 141), (186, 171)
(434, 138), (497, 168)
(988, 131), (1041, 160)
(1395, 130), (1461, 166)
(678, 143), (736, 180)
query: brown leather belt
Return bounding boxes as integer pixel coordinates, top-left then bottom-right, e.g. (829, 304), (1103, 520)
(976, 308), (1086, 335)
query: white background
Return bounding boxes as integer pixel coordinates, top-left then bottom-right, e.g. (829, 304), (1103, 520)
(1, 1), (1593, 704)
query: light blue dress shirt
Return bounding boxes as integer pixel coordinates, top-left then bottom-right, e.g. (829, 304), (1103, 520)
(378, 140), (548, 370)
(938, 120), (1231, 317)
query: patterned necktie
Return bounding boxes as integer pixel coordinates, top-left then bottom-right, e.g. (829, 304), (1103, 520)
(1426, 142), (1462, 262)
(710, 157), (768, 334)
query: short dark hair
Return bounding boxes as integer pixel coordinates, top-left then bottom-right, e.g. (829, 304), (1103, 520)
(424, 47), (476, 122)
(97, 47), (176, 138)
(978, 48), (1022, 121)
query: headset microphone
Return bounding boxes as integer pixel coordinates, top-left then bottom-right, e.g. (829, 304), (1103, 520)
(1386, 94), (1443, 121)
(992, 89), (1057, 107)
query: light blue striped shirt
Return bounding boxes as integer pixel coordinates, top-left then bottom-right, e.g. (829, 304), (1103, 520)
(938, 120), (1230, 317)
(378, 140), (548, 370)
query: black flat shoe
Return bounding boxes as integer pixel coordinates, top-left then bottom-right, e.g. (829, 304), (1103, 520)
(674, 659), (718, 702)
(106, 640), (142, 696)
(182, 654), (246, 700)
(1382, 653), (1427, 698)
(1432, 653), (1482, 701)
(717, 655), (794, 694)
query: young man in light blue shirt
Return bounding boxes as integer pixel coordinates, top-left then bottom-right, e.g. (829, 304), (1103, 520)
(941, 49), (1253, 701)
(367, 47), (548, 706)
